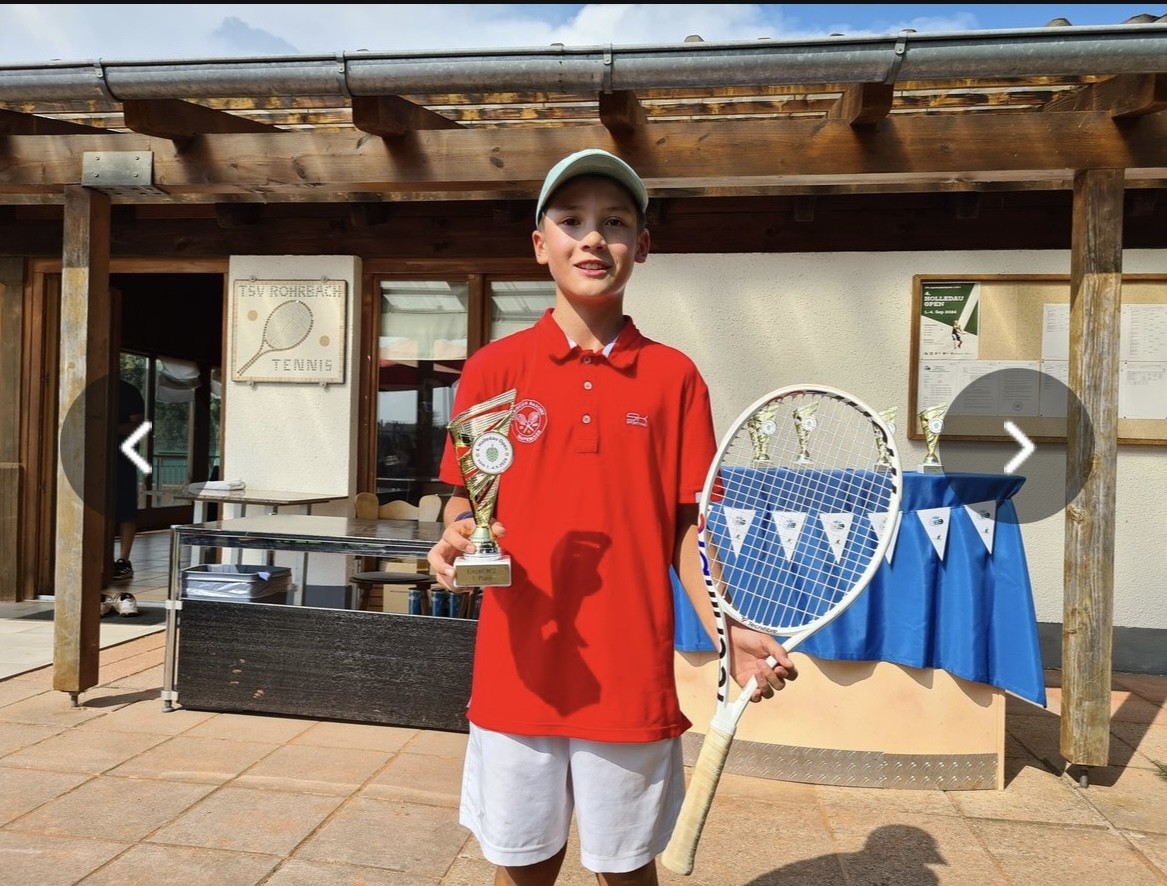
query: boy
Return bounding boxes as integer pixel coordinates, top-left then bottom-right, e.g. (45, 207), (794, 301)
(427, 148), (797, 885)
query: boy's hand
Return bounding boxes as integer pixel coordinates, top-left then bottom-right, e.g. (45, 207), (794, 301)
(427, 516), (506, 591)
(726, 621), (798, 702)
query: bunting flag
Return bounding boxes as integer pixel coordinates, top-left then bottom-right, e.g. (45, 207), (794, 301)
(915, 506), (952, 559)
(963, 500), (998, 554)
(818, 512), (854, 562)
(771, 510), (808, 561)
(867, 509), (902, 563)
(722, 506), (755, 555)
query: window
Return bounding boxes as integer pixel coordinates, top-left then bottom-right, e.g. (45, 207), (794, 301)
(372, 275), (555, 501)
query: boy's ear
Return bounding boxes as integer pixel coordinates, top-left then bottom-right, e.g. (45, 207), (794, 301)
(635, 228), (651, 263)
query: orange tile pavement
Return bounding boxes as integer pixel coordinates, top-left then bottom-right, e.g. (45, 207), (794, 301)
(0, 621), (1165, 885)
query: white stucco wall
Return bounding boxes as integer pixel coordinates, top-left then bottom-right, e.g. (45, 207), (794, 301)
(627, 250), (1166, 633)
(213, 249), (1165, 631)
(222, 255), (362, 590)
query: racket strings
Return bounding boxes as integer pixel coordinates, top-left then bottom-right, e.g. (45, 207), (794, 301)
(706, 393), (897, 634)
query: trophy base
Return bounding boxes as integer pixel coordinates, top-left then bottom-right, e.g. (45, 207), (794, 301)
(917, 463), (945, 474)
(454, 553), (512, 589)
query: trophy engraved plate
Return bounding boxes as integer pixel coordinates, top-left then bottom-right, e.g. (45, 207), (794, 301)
(918, 403), (948, 473)
(875, 407), (897, 472)
(448, 389), (518, 587)
(793, 402), (819, 468)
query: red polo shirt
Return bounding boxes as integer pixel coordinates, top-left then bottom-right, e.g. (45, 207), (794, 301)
(439, 309), (716, 742)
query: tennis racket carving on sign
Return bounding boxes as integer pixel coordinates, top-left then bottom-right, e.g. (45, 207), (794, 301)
(237, 299), (314, 375)
(662, 385), (902, 876)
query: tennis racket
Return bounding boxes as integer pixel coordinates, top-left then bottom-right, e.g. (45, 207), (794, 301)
(662, 384), (902, 876)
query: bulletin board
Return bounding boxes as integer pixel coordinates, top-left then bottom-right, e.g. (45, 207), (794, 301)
(908, 274), (1167, 445)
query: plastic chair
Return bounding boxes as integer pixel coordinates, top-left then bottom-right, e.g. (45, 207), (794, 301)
(350, 493), (442, 612)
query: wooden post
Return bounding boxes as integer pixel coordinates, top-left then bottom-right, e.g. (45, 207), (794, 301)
(0, 258), (24, 602)
(1061, 168), (1122, 772)
(53, 185), (112, 698)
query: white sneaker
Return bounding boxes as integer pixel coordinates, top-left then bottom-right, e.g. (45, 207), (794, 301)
(100, 594), (115, 617)
(114, 592), (139, 617)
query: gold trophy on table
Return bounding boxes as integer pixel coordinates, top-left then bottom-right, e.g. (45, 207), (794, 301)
(918, 403), (948, 473)
(448, 389), (517, 587)
(874, 407), (897, 472)
(792, 401), (819, 467)
(747, 401), (779, 462)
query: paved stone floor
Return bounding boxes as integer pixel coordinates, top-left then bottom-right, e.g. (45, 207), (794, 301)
(0, 531), (1164, 884)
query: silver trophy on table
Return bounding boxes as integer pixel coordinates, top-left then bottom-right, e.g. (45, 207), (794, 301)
(448, 389), (517, 587)
(917, 403), (948, 473)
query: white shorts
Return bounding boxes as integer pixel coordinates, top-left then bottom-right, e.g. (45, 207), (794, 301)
(459, 724), (686, 873)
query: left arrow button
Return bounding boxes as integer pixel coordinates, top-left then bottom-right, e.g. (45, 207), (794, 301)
(120, 421), (153, 474)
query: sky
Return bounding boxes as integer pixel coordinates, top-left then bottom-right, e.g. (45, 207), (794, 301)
(0, 4), (1162, 64)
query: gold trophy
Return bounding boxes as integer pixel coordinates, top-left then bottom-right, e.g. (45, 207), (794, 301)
(448, 389), (518, 587)
(874, 407), (897, 472)
(793, 402), (819, 467)
(747, 402), (779, 462)
(918, 403), (948, 473)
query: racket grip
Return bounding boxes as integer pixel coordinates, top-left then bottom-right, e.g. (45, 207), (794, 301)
(661, 724), (734, 876)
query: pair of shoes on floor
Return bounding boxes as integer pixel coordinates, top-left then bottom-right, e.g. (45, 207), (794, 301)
(103, 592), (139, 617)
(112, 558), (134, 581)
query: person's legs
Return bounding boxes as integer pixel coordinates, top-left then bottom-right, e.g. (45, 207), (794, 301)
(113, 459), (137, 581)
(118, 519), (136, 563)
(571, 738), (684, 883)
(461, 727), (573, 883)
(494, 846), (568, 886)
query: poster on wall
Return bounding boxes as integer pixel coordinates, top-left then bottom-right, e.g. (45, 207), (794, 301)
(919, 281), (980, 359)
(231, 278), (347, 384)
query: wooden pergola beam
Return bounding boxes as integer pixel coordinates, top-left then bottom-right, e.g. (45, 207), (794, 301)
(122, 99), (281, 141)
(1, 112), (1163, 200)
(0, 109), (107, 135)
(829, 83), (895, 125)
(351, 95), (464, 137)
(599, 90), (647, 137)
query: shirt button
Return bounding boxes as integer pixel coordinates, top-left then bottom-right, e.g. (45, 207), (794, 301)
(583, 356), (592, 364)
(582, 415), (592, 424)
(583, 381), (593, 390)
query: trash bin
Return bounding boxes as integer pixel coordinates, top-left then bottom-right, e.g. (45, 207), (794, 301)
(181, 564), (292, 604)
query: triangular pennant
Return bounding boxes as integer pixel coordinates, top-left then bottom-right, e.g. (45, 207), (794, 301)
(818, 512), (854, 562)
(915, 506), (951, 559)
(868, 509), (902, 563)
(771, 511), (807, 561)
(722, 506), (756, 556)
(963, 500), (998, 554)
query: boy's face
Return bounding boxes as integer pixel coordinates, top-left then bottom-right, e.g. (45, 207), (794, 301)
(532, 175), (650, 305)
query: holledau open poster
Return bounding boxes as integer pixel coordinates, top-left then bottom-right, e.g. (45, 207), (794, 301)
(919, 281), (980, 359)
(231, 279), (347, 383)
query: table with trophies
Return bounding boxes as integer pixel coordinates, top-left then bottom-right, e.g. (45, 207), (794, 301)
(672, 403), (1046, 790)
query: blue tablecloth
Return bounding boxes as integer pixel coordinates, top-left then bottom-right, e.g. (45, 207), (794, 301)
(673, 472), (1047, 707)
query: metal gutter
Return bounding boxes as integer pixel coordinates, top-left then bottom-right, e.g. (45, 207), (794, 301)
(0, 23), (1164, 103)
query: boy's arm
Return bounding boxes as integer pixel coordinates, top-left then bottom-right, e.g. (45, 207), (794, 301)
(673, 503), (798, 701)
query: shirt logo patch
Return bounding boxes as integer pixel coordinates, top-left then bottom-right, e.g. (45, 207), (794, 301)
(514, 399), (547, 443)
(626, 412), (648, 428)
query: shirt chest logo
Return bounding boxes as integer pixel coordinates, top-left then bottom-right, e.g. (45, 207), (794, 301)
(514, 399), (547, 443)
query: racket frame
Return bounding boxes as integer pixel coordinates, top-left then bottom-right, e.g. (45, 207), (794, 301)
(662, 384), (902, 876)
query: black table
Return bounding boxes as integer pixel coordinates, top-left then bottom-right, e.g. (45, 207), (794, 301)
(162, 514), (477, 732)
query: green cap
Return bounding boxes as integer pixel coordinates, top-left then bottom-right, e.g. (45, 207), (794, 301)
(535, 148), (648, 223)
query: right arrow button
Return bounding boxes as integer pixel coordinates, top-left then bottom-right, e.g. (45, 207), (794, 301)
(1003, 420), (1034, 474)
